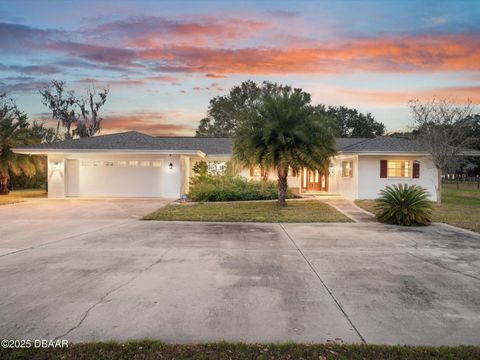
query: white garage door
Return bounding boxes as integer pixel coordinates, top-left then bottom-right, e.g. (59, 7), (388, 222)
(66, 159), (163, 197)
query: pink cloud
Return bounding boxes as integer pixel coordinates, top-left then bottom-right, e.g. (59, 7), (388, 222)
(339, 86), (480, 106)
(87, 16), (269, 47)
(102, 113), (193, 135)
(3, 21), (480, 78)
(138, 33), (480, 75)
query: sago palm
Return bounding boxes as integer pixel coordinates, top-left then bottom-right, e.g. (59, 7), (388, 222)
(375, 184), (433, 226)
(233, 88), (336, 206)
(0, 96), (44, 195)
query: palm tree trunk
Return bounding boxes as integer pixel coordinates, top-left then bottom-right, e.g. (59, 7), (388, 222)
(0, 174), (9, 195)
(277, 167), (288, 207)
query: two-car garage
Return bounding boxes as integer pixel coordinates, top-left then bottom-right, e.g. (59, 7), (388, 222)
(65, 158), (166, 198)
(13, 131), (232, 199)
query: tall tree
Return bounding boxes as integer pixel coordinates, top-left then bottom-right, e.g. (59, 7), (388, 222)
(39, 80), (77, 140)
(316, 105), (385, 138)
(197, 81), (385, 138)
(233, 87), (336, 207)
(409, 98), (476, 205)
(75, 86), (109, 137)
(196, 80), (290, 137)
(40, 80), (109, 140)
(0, 94), (45, 195)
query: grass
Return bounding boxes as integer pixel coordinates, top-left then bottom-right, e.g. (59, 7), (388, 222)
(143, 199), (352, 223)
(1, 340), (479, 360)
(0, 188), (47, 206)
(355, 184), (480, 232)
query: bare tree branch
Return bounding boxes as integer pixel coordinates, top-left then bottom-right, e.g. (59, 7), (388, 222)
(39, 81), (109, 140)
(409, 97), (476, 204)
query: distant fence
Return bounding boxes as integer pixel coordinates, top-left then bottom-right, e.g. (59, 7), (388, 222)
(443, 174), (480, 190)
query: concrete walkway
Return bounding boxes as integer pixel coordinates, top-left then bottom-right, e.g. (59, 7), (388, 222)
(322, 198), (377, 223)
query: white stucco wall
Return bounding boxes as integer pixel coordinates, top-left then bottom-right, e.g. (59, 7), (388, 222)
(179, 155), (190, 196)
(66, 159), (80, 196)
(47, 155), (66, 198)
(329, 155), (359, 199)
(46, 151), (439, 201)
(357, 155), (439, 201)
(160, 155), (181, 198)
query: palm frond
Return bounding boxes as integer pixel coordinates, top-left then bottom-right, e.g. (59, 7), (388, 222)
(375, 184), (433, 226)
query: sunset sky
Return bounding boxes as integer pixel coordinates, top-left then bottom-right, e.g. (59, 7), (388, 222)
(1, 0), (479, 135)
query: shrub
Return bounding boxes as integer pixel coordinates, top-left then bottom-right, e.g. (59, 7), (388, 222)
(188, 176), (292, 202)
(375, 184), (433, 226)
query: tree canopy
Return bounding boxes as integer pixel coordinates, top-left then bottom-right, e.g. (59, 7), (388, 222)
(196, 80), (385, 138)
(196, 81), (292, 137)
(0, 94), (48, 194)
(40, 80), (109, 140)
(315, 105), (385, 138)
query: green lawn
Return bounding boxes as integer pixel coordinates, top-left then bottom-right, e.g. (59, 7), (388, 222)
(1, 340), (479, 360)
(0, 189), (47, 206)
(144, 199), (352, 223)
(355, 184), (480, 232)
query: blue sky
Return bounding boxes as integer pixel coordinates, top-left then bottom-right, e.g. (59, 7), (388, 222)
(0, 0), (479, 135)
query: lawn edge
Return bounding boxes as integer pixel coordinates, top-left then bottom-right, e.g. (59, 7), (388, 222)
(1, 340), (479, 360)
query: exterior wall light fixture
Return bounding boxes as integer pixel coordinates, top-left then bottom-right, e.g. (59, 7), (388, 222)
(169, 162), (173, 170)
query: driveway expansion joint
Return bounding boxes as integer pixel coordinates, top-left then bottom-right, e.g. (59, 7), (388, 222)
(278, 223), (367, 344)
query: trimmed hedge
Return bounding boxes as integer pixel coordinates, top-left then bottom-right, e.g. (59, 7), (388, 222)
(188, 177), (292, 202)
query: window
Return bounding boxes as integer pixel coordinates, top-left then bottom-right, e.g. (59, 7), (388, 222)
(129, 161), (138, 167)
(92, 161), (100, 167)
(117, 161), (127, 167)
(140, 161), (150, 167)
(81, 160), (92, 167)
(342, 161), (353, 178)
(387, 160), (411, 178)
(152, 161), (162, 167)
(104, 161), (114, 167)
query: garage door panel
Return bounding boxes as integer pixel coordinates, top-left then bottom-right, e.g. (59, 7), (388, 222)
(67, 159), (163, 197)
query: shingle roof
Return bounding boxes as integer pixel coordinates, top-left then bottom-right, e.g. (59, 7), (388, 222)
(16, 131), (434, 155)
(334, 138), (370, 151)
(16, 131), (233, 155)
(338, 137), (427, 153)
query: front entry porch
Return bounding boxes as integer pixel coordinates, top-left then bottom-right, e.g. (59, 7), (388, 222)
(301, 168), (329, 193)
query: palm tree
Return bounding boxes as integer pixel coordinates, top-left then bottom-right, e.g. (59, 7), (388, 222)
(233, 88), (336, 206)
(0, 95), (44, 195)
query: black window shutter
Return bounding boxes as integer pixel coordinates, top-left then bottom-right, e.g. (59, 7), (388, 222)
(380, 160), (387, 178)
(413, 161), (420, 178)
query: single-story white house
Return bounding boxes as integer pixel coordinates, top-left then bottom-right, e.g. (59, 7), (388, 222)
(14, 130), (475, 201)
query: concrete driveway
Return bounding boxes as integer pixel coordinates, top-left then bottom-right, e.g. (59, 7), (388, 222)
(0, 200), (479, 346)
(0, 198), (169, 254)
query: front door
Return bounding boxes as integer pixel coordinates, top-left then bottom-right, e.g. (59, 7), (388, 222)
(302, 168), (328, 192)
